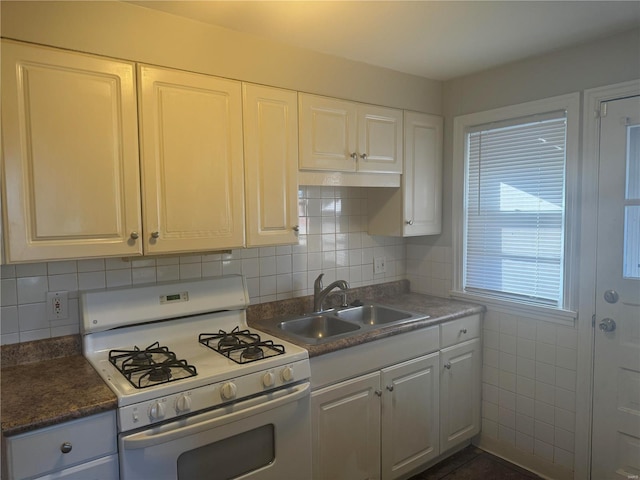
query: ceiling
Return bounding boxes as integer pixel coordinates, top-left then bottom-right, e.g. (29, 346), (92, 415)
(130, 1), (640, 81)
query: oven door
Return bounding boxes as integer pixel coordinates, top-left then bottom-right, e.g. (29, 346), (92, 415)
(119, 382), (311, 480)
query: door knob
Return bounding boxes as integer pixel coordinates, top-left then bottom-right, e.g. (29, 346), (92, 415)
(151, 231), (160, 239)
(598, 318), (616, 332)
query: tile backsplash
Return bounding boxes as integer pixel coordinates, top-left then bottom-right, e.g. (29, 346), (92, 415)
(0, 186), (407, 345)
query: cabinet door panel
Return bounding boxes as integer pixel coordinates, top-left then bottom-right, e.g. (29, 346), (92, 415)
(381, 353), (439, 480)
(138, 66), (244, 253)
(1, 41), (142, 261)
(403, 112), (442, 235)
(243, 84), (299, 246)
(440, 338), (481, 452)
(357, 106), (403, 174)
(299, 94), (357, 172)
(312, 372), (381, 480)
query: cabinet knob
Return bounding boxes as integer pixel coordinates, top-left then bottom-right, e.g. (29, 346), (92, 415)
(374, 390), (382, 397)
(60, 442), (72, 454)
(405, 220), (414, 225)
(460, 328), (467, 334)
(350, 152), (358, 160)
(444, 362), (452, 370)
(292, 225), (300, 232)
(130, 232), (139, 240)
(151, 231), (160, 239)
(360, 153), (368, 160)
(386, 385), (394, 392)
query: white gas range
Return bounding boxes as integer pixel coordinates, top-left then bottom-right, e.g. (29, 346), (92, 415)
(81, 275), (312, 480)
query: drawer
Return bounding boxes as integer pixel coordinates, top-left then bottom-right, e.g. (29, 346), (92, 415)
(7, 411), (117, 480)
(34, 454), (118, 480)
(440, 314), (480, 348)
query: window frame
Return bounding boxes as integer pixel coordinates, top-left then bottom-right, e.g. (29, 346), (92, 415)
(452, 93), (581, 323)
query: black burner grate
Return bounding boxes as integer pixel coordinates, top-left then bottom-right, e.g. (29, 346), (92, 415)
(198, 327), (285, 364)
(109, 342), (197, 389)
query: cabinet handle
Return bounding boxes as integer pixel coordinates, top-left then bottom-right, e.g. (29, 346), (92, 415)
(151, 231), (160, 239)
(360, 153), (368, 160)
(292, 225), (300, 232)
(130, 232), (139, 240)
(444, 362), (451, 370)
(374, 390), (382, 397)
(460, 328), (467, 334)
(386, 385), (394, 392)
(60, 442), (72, 454)
(350, 152), (358, 160)
(405, 220), (414, 225)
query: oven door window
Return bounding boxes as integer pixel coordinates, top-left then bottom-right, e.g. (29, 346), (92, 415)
(177, 424), (274, 479)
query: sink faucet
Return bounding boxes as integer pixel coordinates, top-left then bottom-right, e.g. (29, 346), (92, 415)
(313, 273), (350, 313)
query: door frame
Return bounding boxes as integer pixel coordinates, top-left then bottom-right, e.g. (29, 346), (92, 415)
(576, 79), (640, 480)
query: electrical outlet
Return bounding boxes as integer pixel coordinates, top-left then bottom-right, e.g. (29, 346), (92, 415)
(373, 256), (386, 275)
(47, 291), (68, 320)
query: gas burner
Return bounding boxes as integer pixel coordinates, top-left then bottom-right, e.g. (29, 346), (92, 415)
(199, 329), (286, 364)
(109, 342), (197, 389)
(240, 344), (264, 361)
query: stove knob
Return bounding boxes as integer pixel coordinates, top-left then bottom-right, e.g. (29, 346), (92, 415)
(221, 382), (237, 400)
(175, 395), (192, 413)
(281, 366), (294, 382)
(149, 401), (166, 420)
(262, 372), (275, 388)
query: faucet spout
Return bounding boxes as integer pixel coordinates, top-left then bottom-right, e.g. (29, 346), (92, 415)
(313, 273), (350, 313)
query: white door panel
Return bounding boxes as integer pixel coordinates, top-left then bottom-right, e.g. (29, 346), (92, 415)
(592, 95), (640, 479)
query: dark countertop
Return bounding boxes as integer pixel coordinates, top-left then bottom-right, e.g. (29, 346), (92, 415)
(1, 355), (117, 437)
(0, 282), (482, 436)
(248, 290), (485, 357)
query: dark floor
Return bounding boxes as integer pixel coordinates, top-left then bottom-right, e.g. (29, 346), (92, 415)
(409, 445), (543, 480)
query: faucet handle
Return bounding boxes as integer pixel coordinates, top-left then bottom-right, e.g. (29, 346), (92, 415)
(314, 273), (324, 291)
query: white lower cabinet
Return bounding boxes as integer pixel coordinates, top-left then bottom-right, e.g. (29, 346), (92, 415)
(439, 336), (482, 453)
(5, 411), (118, 480)
(311, 353), (440, 480)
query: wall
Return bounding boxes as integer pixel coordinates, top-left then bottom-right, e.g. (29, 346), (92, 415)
(0, 186), (405, 344)
(0, 1), (442, 113)
(412, 27), (639, 480)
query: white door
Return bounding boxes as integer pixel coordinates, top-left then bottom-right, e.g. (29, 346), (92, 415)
(380, 353), (439, 480)
(137, 65), (245, 254)
(591, 95), (640, 479)
(243, 84), (299, 247)
(311, 372), (381, 480)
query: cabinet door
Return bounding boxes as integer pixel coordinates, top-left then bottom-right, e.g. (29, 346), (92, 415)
(243, 84), (299, 247)
(138, 65), (245, 254)
(380, 353), (439, 480)
(298, 93), (357, 172)
(440, 338), (482, 452)
(1, 41), (142, 262)
(403, 111), (442, 235)
(357, 105), (403, 174)
(312, 372), (381, 480)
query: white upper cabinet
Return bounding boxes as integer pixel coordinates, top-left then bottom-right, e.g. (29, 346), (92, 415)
(298, 94), (358, 172)
(242, 84), (299, 247)
(298, 93), (403, 186)
(137, 65), (245, 254)
(1, 41), (143, 262)
(368, 111), (443, 237)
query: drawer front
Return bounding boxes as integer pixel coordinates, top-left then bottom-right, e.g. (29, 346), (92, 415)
(7, 411), (117, 480)
(440, 314), (480, 348)
(34, 454), (118, 480)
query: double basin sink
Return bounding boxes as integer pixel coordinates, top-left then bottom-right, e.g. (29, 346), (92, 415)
(276, 303), (429, 345)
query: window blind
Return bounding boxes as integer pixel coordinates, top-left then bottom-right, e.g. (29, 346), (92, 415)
(464, 113), (567, 306)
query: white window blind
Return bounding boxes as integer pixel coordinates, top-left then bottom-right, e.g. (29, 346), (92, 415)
(464, 112), (567, 306)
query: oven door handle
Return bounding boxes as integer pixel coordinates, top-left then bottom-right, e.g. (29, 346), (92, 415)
(122, 382), (310, 449)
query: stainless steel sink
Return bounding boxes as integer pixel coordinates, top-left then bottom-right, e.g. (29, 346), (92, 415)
(277, 315), (361, 343)
(334, 304), (413, 325)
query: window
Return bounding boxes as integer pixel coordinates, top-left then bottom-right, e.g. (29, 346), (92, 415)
(453, 94), (580, 312)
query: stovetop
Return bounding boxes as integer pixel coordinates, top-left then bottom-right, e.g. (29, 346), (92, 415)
(81, 276), (309, 408)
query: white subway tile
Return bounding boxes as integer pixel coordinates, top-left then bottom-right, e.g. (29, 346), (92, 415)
(1, 306), (19, 334)
(534, 439), (554, 462)
(498, 425), (516, 445)
(179, 263), (201, 280)
(78, 271), (106, 291)
(535, 381), (556, 405)
(17, 276), (48, 304)
(554, 447), (574, 470)
(20, 328), (51, 342)
(536, 342), (556, 365)
(259, 257), (276, 276)
(132, 267), (157, 284)
(555, 367), (576, 391)
(222, 259), (242, 276)
(516, 432), (534, 454)
(535, 420), (555, 444)
(47, 261), (77, 275)
(77, 259), (106, 272)
(106, 269), (132, 288)
(48, 273), (78, 293)
(241, 258), (260, 278)
(516, 395), (535, 417)
(483, 401), (499, 422)
(516, 413), (534, 436)
(157, 265), (181, 282)
(1, 279), (17, 306)
(16, 263), (47, 277)
(554, 427), (575, 453)
(1, 265), (16, 279)
(554, 407), (576, 432)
